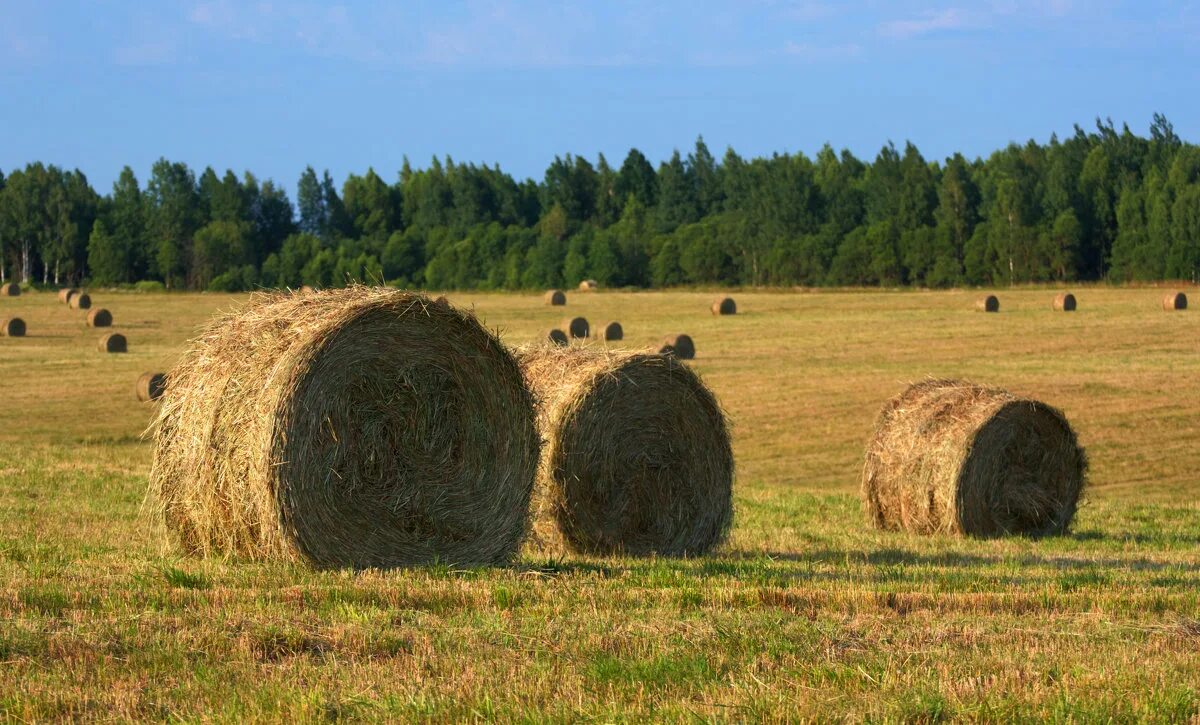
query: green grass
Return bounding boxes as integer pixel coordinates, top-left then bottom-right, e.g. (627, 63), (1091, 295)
(0, 286), (1198, 720)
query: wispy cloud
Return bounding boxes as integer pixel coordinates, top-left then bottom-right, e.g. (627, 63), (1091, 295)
(878, 8), (974, 39)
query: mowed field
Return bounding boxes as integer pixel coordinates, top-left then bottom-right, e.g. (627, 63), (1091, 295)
(1, 287), (1198, 721)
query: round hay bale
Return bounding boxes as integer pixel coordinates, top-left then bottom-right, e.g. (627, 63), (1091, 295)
(148, 287), (539, 569)
(136, 372), (168, 402)
(1, 318), (25, 337)
(545, 328), (569, 346)
(517, 346), (733, 556)
(87, 308), (113, 327)
(70, 293), (92, 310)
(578, 279), (598, 292)
(297, 285), (317, 295)
(711, 297), (736, 315)
(1163, 291), (1188, 311)
(544, 289), (566, 306)
(596, 321), (623, 342)
(57, 287), (78, 304)
(1053, 293), (1076, 312)
(561, 316), (589, 339)
(862, 379), (1087, 538)
(975, 295), (999, 312)
(658, 334), (695, 360)
(1, 283), (20, 297)
(99, 332), (127, 353)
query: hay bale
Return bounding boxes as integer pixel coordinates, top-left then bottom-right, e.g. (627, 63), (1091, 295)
(711, 297), (736, 315)
(57, 287), (78, 303)
(544, 289), (566, 306)
(1053, 293), (1076, 312)
(862, 379), (1087, 538)
(545, 328), (569, 346)
(136, 372), (168, 402)
(297, 285), (317, 295)
(1163, 291), (1188, 311)
(70, 293), (92, 310)
(1, 318), (25, 337)
(578, 279), (598, 291)
(596, 321), (623, 342)
(561, 316), (589, 339)
(148, 286), (539, 569)
(658, 334), (695, 360)
(975, 295), (999, 312)
(517, 346), (733, 556)
(99, 333), (127, 353)
(1, 283), (20, 297)
(87, 308), (113, 327)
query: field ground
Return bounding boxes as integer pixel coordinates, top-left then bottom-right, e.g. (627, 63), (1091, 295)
(1, 286), (1198, 721)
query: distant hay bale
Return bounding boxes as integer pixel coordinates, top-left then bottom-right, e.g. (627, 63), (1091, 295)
(578, 279), (598, 291)
(545, 328), (569, 346)
(658, 333), (695, 360)
(1, 283), (20, 297)
(561, 316), (590, 339)
(1, 318), (25, 337)
(70, 293), (92, 310)
(711, 297), (736, 315)
(297, 285), (317, 295)
(57, 288), (78, 304)
(517, 346), (733, 556)
(862, 379), (1087, 538)
(596, 321), (623, 341)
(1053, 293), (1077, 311)
(99, 332), (126, 353)
(544, 289), (566, 306)
(87, 308), (113, 327)
(148, 287), (539, 569)
(1163, 291), (1188, 311)
(136, 372), (168, 402)
(975, 295), (999, 312)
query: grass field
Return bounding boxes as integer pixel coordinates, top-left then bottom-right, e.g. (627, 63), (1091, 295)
(1, 286), (1198, 721)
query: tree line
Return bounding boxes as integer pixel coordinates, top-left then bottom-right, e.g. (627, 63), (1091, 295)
(1, 115), (1197, 292)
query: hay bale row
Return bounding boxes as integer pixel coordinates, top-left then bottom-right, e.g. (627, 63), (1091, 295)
(149, 287), (539, 569)
(136, 372), (167, 402)
(1, 318), (25, 337)
(1, 283), (20, 297)
(69, 292), (92, 310)
(87, 308), (113, 327)
(517, 346), (733, 557)
(862, 379), (1087, 538)
(57, 287), (78, 303)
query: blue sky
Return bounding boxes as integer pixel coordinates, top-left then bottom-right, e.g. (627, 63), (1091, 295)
(2, 1), (1198, 195)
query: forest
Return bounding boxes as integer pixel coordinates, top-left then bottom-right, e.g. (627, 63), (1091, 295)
(1, 115), (1197, 291)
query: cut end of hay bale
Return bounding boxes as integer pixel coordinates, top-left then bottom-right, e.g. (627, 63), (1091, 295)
(57, 288), (78, 304)
(561, 316), (590, 339)
(1, 283), (20, 297)
(149, 286), (539, 570)
(136, 372), (168, 402)
(87, 308), (113, 327)
(516, 346), (734, 557)
(975, 295), (999, 312)
(596, 321), (623, 342)
(544, 289), (566, 306)
(861, 379), (1087, 538)
(711, 297), (736, 315)
(98, 332), (126, 353)
(659, 333), (695, 360)
(1163, 291), (1188, 311)
(578, 279), (598, 291)
(1053, 293), (1077, 312)
(1, 318), (25, 337)
(545, 328), (569, 346)
(70, 293), (92, 310)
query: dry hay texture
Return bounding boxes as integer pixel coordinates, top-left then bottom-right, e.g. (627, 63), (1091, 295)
(544, 289), (566, 306)
(596, 321), (623, 342)
(659, 334), (695, 360)
(87, 308), (113, 327)
(1053, 293), (1077, 311)
(57, 288), (78, 304)
(517, 346), (733, 557)
(562, 316), (590, 339)
(579, 279), (598, 291)
(1163, 291), (1188, 311)
(976, 295), (999, 312)
(137, 372), (168, 402)
(99, 333), (126, 353)
(712, 297), (737, 315)
(70, 292), (92, 310)
(862, 379), (1087, 538)
(1, 283), (20, 297)
(545, 328), (569, 346)
(1, 318), (25, 337)
(148, 286), (539, 569)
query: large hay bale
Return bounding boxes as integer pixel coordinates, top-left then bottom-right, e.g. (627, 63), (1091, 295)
(658, 333), (695, 360)
(711, 297), (736, 315)
(578, 279), (598, 291)
(517, 347), (733, 556)
(561, 316), (589, 339)
(545, 328), (569, 346)
(1, 283), (20, 297)
(544, 289), (566, 306)
(57, 287), (78, 304)
(87, 308), (113, 327)
(136, 372), (167, 402)
(1, 318), (25, 337)
(148, 287), (539, 569)
(596, 321), (623, 342)
(1053, 293), (1076, 311)
(1163, 291), (1188, 311)
(862, 379), (1087, 538)
(99, 332), (126, 353)
(975, 295), (999, 312)
(70, 293), (92, 310)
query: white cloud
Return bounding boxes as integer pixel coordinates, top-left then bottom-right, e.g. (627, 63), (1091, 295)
(878, 8), (974, 39)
